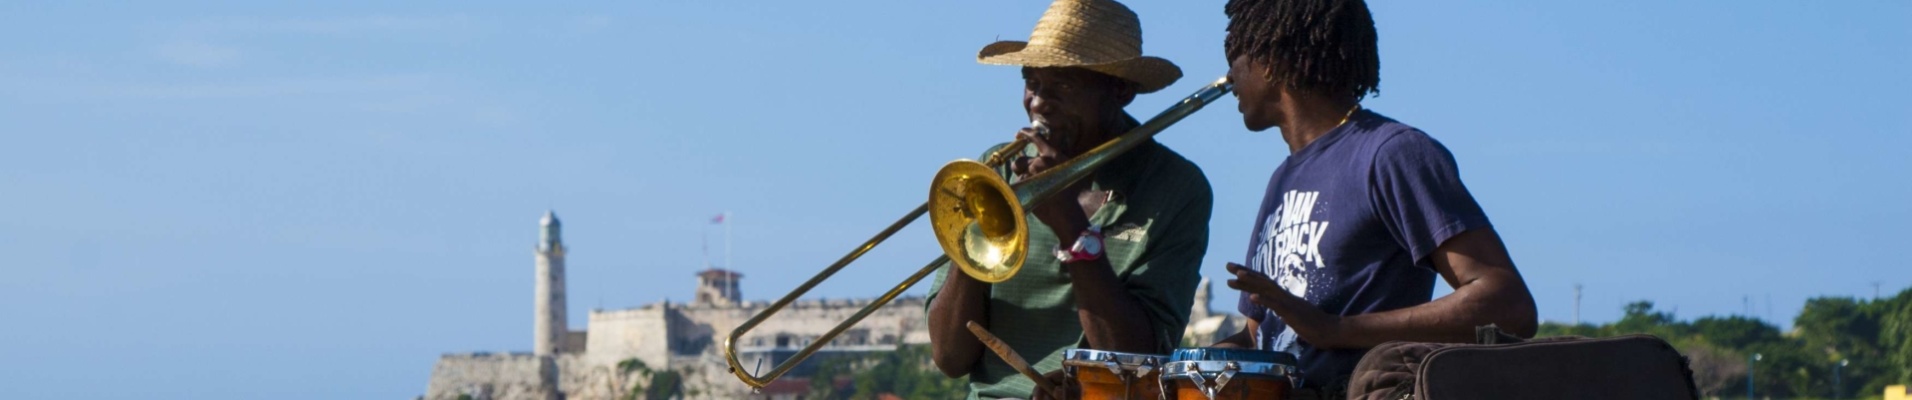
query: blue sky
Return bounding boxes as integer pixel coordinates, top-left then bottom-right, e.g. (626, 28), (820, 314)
(1, 1), (1907, 399)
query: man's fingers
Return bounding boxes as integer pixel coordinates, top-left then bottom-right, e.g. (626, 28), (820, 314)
(1012, 130), (1065, 178)
(1225, 262), (1252, 275)
(1227, 264), (1285, 296)
(1227, 263), (1261, 282)
(1248, 293), (1282, 309)
(1029, 155), (1055, 174)
(1226, 278), (1276, 298)
(1030, 369), (1070, 400)
(1246, 277), (1280, 295)
(1018, 129), (1059, 157)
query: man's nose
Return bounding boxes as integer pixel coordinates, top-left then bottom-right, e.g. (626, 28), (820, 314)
(1028, 92), (1054, 115)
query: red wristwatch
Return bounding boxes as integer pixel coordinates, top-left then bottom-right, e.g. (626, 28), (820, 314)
(1054, 224), (1105, 263)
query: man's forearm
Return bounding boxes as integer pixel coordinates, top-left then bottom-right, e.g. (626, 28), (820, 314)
(928, 270), (990, 377)
(1067, 259), (1158, 353)
(1039, 201), (1159, 352)
(1302, 270), (1536, 349)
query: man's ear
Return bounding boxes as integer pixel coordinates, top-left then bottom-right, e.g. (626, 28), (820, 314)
(1249, 60), (1278, 90)
(1114, 82), (1137, 106)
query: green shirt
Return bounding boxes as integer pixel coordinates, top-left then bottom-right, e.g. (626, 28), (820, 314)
(924, 139), (1213, 400)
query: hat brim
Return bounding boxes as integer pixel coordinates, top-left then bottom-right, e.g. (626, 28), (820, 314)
(977, 41), (1183, 94)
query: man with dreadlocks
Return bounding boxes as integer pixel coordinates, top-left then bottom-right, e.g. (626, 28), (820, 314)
(1211, 0), (1539, 397)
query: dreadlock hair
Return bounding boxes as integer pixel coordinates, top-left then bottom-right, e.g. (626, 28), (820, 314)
(1223, 0), (1381, 101)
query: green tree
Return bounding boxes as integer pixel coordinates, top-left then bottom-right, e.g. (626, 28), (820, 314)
(1690, 315), (1780, 349)
(1679, 343), (1745, 397)
(1747, 341), (1824, 398)
(1535, 321), (1600, 337)
(849, 345), (966, 399)
(807, 354), (864, 400)
(1879, 289), (1912, 389)
(1613, 302), (1674, 333)
(1797, 297), (1881, 354)
(642, 370), (683, 400)
(615, 358), (684, 400)
(1795, 296), (1892, 398)
(617, 358), (652, 400)
(801, 345), (965, 400)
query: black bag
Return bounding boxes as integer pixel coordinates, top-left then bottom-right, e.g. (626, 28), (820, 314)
(1346, 325), (1699, 400)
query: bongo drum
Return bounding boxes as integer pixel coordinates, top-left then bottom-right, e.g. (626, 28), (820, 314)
(1159, 348), (1301, 400)
(1062, 349), (1167, 400)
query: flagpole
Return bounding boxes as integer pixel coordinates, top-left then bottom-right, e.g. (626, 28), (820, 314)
(724, 211), (733, 303)
(724, 211), (733, 272)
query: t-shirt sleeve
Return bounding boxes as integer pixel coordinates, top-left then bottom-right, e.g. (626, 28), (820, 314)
(923, 258), (952, 312)
(1368, 132), (1491, 266)
(1118, 178), (1212, 353)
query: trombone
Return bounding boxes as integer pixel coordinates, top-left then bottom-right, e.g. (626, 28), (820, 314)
(723, 76), (1234, 389)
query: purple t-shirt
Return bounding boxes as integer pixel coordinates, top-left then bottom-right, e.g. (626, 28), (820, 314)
(1237, 110), (1491, 389)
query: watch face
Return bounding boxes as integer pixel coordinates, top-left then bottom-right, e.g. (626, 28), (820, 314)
(1080, 235), (1103, 255)
(1059, 227), (1105, 263)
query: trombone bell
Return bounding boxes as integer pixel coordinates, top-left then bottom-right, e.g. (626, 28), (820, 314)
(929, 160), (1027, 283)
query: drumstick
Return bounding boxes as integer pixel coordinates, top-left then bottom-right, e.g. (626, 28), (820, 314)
(966, 321), (1061, 395)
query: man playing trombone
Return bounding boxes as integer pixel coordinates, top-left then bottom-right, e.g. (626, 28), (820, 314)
(925, 0), (1215, 398)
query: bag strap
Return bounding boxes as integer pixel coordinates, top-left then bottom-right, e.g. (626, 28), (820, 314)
(1474, 324), (1525, 345)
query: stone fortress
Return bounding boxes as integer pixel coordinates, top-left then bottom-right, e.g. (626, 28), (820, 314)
(421, 212), (1242, 400)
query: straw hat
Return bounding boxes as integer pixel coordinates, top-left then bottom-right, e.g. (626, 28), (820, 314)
(977, 0), (1182, 93)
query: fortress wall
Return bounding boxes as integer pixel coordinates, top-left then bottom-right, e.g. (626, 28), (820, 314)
(553, 354), (650, 400)
(562, 331), (588, 355)
(427, 298), (933, 400)
(675, 297), (929, 352)
(427, 353), (658, 400)
(584, 306), (672, 369)
(423, 353), (551, 400)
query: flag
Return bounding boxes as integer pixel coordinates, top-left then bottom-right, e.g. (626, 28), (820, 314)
(710, 213), (726, 224)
